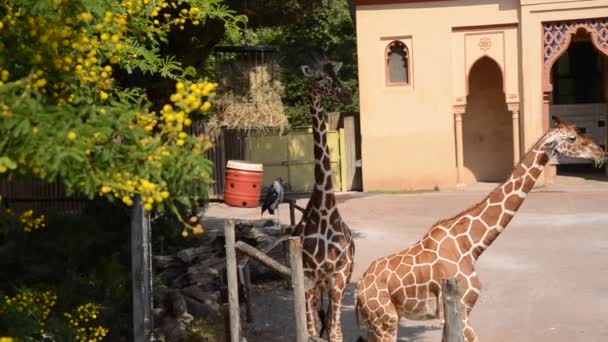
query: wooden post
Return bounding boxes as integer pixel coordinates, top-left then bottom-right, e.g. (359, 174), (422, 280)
(289, 237), (308, 342)
(131, 198), (154, 342)
(235, 240), (291, 277)
(289, 199), (296, 226)
(224, 219), (241, 342)
(243, 265), (254, 323)
(441, 277), (464, 342)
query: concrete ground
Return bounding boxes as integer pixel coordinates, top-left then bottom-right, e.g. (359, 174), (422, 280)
(204, 175), (608, 342)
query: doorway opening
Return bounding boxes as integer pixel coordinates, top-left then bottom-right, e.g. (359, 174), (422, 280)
(550, 30), (608, 179)
(463, 57), (513, 183)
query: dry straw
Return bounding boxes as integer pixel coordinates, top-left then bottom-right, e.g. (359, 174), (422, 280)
(208, 62), (289, 136)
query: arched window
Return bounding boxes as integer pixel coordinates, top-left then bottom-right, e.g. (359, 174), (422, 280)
(386, 41), (410, 86)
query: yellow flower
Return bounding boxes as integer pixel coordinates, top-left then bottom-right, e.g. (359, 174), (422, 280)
(32, 166), (40, 174)
(122, 196), (133, 206)
(100, 33), (109, 41)
(100, 91), (109, 100)
(201, 83), (215, 96)
(101, 186), (112, 194)
(67, 131), (77, 140)
(184, 118), (192, 126)
(161, 191), (170, 199)
(193, 224), (204, 235)
(200, 101), (212, 112)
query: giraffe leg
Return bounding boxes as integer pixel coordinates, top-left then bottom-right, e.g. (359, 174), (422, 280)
(305, 286), (321, 337)
(463, 316), (478, 342)
(326, 274), (347, 342)
(356, 287), (399, 342)
(364, 303), (399, 342)
(460, 273), (480, 342)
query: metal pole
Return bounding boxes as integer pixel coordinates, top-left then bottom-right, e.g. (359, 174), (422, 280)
(131, 198), (154, 341)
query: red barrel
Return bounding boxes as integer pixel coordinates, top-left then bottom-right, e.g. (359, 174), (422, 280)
(223, 160), (264, 208)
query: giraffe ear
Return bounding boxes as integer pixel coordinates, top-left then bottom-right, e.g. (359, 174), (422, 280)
(332, 62), (343, 74)
(552, 115), (563, 127)
(301, 65), (314, 77)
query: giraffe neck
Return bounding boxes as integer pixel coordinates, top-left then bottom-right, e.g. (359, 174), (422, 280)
(451, 135), (552, 259)
(310, 91), (335, 205)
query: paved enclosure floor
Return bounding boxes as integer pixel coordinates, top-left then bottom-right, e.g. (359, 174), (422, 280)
(204, 176), (608, 342)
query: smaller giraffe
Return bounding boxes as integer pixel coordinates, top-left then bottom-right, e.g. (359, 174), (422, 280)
(355, 116), (605, 342)
(293, 52), (355, 342)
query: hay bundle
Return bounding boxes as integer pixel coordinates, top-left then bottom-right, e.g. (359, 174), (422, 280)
(208, 63), (288, 135)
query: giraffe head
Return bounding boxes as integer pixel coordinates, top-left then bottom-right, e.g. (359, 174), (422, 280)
(300, 52), (352, 105)
(546, 116), (606, 166)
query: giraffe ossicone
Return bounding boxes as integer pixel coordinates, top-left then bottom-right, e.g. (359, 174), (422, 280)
(355, 116), (605, 342)
(292, 52), (355, 342)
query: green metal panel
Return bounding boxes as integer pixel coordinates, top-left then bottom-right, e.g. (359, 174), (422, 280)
(246, 133), (289, 188)
(244, 128), (342, 193)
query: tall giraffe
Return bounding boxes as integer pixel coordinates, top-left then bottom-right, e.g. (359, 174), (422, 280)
(292, 53), (355, 342)
(355, 117), (605, 342)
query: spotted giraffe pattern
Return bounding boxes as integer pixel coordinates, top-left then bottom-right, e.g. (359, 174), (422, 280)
(355, 119), (605, 342)
(292, 55), (355, 342)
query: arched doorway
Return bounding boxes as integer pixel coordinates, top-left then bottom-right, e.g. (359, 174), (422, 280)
(463, 57), (513, 183)
(542, 19), (608, 182)
(550, 30), (607, 177)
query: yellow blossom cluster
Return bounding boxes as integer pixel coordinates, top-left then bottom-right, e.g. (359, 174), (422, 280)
(148, 0), (206, 30)
(162, 81), (216, 138)
(0, 68), (8, 86)
(0, 338), (14, 342)
(18, 209), (46, 233)
(3, 290), (56, 332)
(100, 173), (170, 212)
(64, 303), (109, 342)
(0, 0), (233, 235)
(0, 2), (140, 105)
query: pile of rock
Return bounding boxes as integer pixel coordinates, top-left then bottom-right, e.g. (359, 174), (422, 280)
(153, 219), (291, 340)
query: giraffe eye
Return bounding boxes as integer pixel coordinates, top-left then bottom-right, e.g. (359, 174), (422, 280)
(568, 135), (576, 143)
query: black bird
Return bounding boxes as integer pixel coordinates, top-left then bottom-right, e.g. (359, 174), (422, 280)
(261, 177), (285, 218)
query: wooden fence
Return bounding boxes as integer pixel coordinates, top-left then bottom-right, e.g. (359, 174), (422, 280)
(224, 213), (465, 342)
(187, 121), (246, 197)
(223, 217), (324, 342)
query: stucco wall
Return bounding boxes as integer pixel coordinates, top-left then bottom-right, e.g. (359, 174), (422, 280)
(356, 0), (608, 191)
(356, 0), (519, 191)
